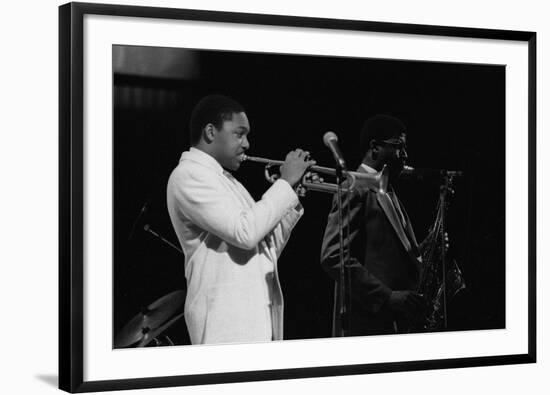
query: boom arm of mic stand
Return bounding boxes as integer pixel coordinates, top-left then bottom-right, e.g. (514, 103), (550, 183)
(143, 224), (184, 255)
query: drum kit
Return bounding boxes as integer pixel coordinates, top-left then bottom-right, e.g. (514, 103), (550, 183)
(117, 199), (188, 348)
(114, 289), (186, 348)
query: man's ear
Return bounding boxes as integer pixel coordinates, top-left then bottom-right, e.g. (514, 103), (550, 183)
(370, 140), (379, 160)
(203, 123), (217, 143)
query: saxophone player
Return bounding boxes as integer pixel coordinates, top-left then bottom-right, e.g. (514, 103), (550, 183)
(320, 114), (426, 336)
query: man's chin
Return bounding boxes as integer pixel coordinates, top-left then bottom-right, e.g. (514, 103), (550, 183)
(228, 161), (241, 171)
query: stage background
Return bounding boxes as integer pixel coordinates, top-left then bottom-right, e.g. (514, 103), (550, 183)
(1, 0), (548, 394)
(113, 47), (505, 344)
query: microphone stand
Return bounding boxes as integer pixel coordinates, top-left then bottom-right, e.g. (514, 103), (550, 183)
(128, 199), (150, 240)
(335, 166), (349, 337)
(322, 131), (351, 336)
(127, 198), (184, 255)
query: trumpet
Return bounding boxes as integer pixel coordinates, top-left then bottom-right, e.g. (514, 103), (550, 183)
(241, 154), (389, 195)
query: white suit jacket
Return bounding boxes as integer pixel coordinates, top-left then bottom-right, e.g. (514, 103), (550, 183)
(167, 148), (303, 344)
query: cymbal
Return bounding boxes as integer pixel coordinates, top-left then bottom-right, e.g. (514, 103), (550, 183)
(137, 311), (185, 347)
(114, 289), (186, 348)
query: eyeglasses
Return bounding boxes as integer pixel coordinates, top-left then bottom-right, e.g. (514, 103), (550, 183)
(378, 139), (407, 152)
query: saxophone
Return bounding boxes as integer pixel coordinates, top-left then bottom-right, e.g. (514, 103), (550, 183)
(414, 175), (466, 331)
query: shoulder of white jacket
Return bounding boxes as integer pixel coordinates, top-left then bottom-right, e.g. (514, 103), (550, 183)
(169, 158), (223, 183)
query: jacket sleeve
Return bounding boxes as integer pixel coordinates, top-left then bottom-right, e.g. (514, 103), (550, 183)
(168, 165), (299, 250)
(270, 202), (304, 258)
(320, 187), (392, 313)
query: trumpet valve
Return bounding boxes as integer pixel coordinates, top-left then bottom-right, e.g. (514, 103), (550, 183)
(302, 171), (323, 184)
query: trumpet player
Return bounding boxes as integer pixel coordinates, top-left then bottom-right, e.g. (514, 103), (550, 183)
(321, 114), (426, 336)
(167, 94), (314, 345)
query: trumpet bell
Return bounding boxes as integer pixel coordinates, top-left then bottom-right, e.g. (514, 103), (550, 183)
(347, 165), (389, 194)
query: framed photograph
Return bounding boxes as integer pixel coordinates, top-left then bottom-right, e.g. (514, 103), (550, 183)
(59, 1), (536, 392)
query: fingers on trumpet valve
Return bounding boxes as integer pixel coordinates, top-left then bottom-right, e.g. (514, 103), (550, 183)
(293, 149), (316, 165)
(303, 171), (323, 183)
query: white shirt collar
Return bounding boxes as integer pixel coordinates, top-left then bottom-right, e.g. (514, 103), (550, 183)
(360, 163), (377, 174)
(180, 147), (224, 174)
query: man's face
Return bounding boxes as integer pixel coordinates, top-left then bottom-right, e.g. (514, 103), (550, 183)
(377, 132), (408, 177)
(211, 111), (251, 171)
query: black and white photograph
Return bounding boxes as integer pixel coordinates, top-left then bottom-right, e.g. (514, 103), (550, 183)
(113, 45), (505, 347)
(52, 1), (538, 393)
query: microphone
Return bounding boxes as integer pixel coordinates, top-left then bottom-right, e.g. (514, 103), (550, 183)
(128, 199), (150, 240)
(323, 131), (347, 171)
(401, 165), (463, 179)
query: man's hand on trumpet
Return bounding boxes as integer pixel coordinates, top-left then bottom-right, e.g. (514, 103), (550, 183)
(279, 149), (316, 188)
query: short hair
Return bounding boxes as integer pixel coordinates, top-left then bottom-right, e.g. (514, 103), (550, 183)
(359, 114), (407, 155)
(189, 94), (245, 145)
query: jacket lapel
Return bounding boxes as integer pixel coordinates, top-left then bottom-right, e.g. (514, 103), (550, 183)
(392, 193), (422, 269)
(376, 192), (413, 254)
(400, 198), (420, 253)
(356, 165), (412, 255)
(221, 171), (253, 207)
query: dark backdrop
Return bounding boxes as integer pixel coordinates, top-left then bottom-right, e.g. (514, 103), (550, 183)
(113, 46), (505, 346)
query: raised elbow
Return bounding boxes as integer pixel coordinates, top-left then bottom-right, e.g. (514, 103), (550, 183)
(234, 236), (259, 250)
(225, 210), (271, 250)
(232, 226), (263, 250)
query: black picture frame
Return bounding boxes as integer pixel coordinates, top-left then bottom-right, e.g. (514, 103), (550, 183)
(59, 2), (536, 393)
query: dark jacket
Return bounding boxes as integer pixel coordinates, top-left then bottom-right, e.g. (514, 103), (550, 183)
(320, 165), (421, 336)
